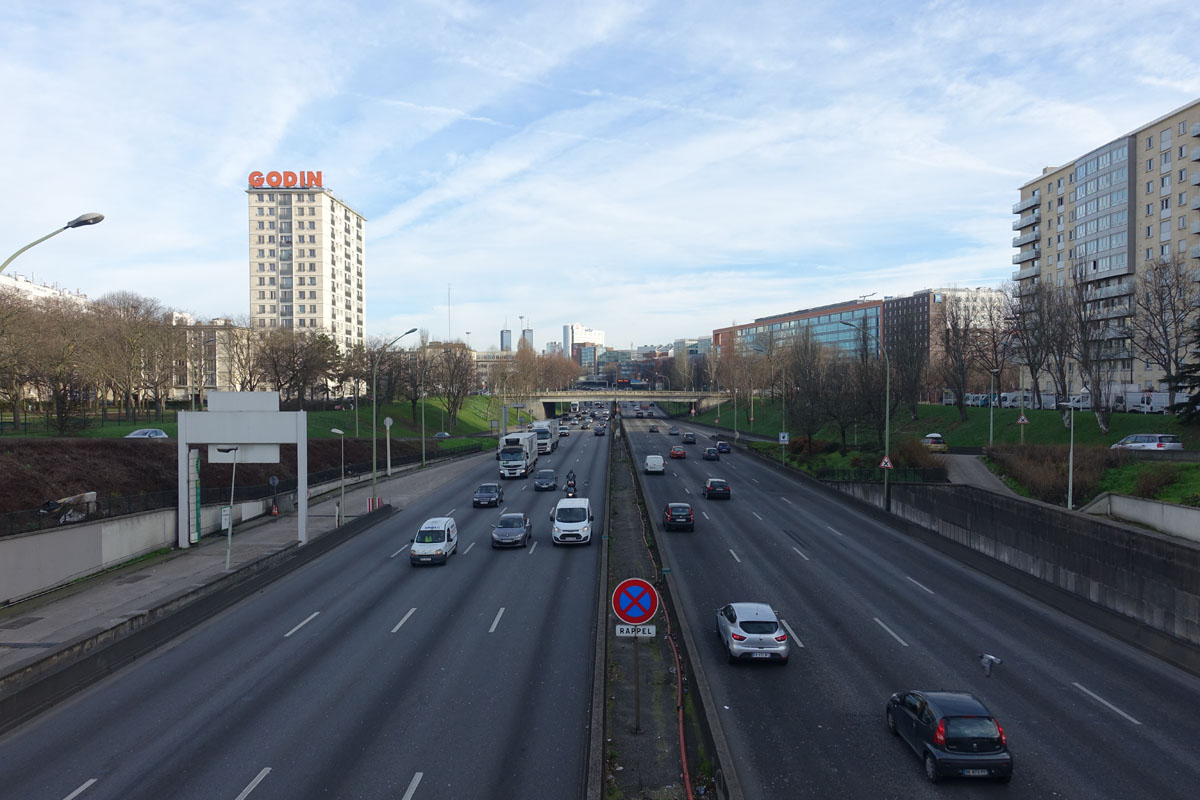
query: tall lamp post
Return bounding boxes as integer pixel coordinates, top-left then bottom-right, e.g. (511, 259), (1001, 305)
(216, 446), (239, 571)
(988, 368), (1000, 446)
(1, 212), (105, 274)
(331, 428), (345, 525)
(371, 327), (417, 506)
(842, 321), (891, 512)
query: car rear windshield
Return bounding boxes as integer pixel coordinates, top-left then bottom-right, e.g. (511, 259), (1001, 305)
(669, 505), (690, 513)
(556, 507), (587, 523)
(416, 531), (446, 543)
(945, 717), (999, 738)
(739, 620), (778, 634)
(709, 480), (727, 488)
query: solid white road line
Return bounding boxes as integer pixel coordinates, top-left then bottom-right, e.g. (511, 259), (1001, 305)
(906, 576), (936, 595)
(391, 608), (417, 634)
(529, 541), (538, 554)
(752, 511), (764, 521)
(284, 612), (319, 638)
(401, 772), (424, 800)
(792, 546), (810, 561)
(489, 607), (506, 633)
(463, 542), (475, 555)
(827, 525), (844, 537)
(779, 618), (804, 647)
(873, 617), (909, 647)
(389, 546), (406, 558)
(61, 779), (97, 800)
(1073, 682), (1143, 725)
(729, 549), (741, 563)
(702, 512), (710, 520)
(233, 768), (272, 800)
(781, 497), (792, 505)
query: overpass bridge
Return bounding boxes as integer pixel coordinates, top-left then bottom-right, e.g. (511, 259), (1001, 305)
(528, 390), (725, 419)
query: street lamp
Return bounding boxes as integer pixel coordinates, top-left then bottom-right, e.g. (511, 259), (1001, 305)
(216, 446), (239, 571)
(988, 368), (1000, 446)
(371, 327), (417, 506)
(331, 428), (345, 525)
(841, 320), (891, 512)
(1, 212), (105, 274)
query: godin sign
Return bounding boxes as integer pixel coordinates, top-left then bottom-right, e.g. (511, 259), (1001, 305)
(248, 170), (323, 189)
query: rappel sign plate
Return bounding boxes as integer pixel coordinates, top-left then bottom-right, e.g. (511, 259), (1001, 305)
(1017, 414), (1029, 425)
(879, 456), (894, 469)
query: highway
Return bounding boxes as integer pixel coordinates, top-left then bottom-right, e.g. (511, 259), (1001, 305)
(624, 404), (1200, 799)
(0, 417), (611, 800)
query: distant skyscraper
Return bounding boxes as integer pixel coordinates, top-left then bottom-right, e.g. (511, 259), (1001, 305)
(521, 328), (534, 349)
(562, 324), (573, 356)
(500, 329), (512, 352)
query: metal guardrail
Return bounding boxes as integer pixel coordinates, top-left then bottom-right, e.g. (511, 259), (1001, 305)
(815, 467), (949, 484)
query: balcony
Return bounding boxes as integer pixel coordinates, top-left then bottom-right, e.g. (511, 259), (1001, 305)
(1012, 247), (1041, 265)
(1088, 282), (1133, 301)
(1011, 265), (1041, 281)
(1012, 210), (1041, 230)
(1192, 147), (1200, 162)
(1012, 194), (1041, 214)
(1191, 220), (1200, 235)
(1192, 196), (1200, 211)
(1012, 229), (1041, 247)
(1192, 123), (1200, 137)
(1191, 172), (1200, 187)
(1094, 305), (1130, 321)
(1191, 245), (1200, 260)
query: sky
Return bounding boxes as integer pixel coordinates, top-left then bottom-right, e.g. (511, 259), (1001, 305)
(3, 0), (1200, 352)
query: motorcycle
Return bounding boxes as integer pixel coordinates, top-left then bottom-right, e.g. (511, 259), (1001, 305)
(565, 479), (577, 498)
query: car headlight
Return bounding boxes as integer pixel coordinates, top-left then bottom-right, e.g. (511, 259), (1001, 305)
(434, 549), (444, 555)
(581, 526), (589, 534)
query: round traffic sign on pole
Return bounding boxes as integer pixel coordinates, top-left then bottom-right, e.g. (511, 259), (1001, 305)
(612, 578), (659, 625)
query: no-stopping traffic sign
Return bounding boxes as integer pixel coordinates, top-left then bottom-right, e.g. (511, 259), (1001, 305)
(612, 578), (659, 625)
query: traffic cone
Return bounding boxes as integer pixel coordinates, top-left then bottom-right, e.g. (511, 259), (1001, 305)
(271, 502), (279, 517)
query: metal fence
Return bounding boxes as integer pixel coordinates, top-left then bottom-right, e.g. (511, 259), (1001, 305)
(814, 467), (949, 484)
(0, 438), (490, 538)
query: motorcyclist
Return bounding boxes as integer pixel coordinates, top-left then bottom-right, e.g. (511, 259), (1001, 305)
(566, 469), (576, 486)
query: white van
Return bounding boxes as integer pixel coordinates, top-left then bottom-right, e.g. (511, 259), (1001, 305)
(644, 455), (665, 474)
(410, 517), (458, 566)
(549, 497), (594, 545)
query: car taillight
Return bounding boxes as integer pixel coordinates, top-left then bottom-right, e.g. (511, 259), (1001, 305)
(774, 633), (787, 642)
(688, 511), (694, 521)
(731, 632), (746, 641)
(996, 720), (1006, 747)
(1157, 442), (1164, 448)
(934, 718), (946, 746)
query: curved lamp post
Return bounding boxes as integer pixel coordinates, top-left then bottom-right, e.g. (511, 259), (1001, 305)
(331, 428), (345, 525)
(216, 446), (239, 571)
(842, 320), (891, 512)
(1, 213), (105, 274)
(371, 327), (418, 506)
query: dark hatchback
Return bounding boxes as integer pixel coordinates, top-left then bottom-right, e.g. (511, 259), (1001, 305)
(702, 478), (731, 499)
(716, 441), (731, 453)
(663, 502), (694, 531)
(532, 469), (557, 491)
(886, 690), (1013, 784)
(703, 447), (720, 460)
(472, 483), (504, 507)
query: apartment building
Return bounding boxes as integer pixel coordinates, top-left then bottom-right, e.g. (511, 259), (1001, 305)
(712, 298), (883, 358)
(0, 271), (89, 306)
(169, 313), (244, 403)
(1011, 98), (1200, 395)
(246, 171), (366, 351)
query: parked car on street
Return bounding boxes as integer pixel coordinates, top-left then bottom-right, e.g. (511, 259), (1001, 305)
(433, 431), (451, 439)
(125, 428), (168, 439)
(472, 483), (504, 507)
(1110, 433), (1183, 451)
(885, 690), (1013, 784)
(663, 502), (695, 531)
(715, 602), (789, 664)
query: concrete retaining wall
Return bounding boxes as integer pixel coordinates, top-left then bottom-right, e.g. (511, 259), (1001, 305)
(827, 481), (1200, 653)
(1081, 492), (1200, 544)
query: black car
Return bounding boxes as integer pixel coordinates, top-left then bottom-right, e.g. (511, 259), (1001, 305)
(703, 447), (720, 460)
(702, 478), (731, 499)
(716, 441), (731, 453)
(681, 432), (697, 444)
(886, 691), (1013, 784)
(532, 469), (557, 491)
(663, 502), (694, 531)
(594, 426), (606, 436)
(472, 483), (504, 507)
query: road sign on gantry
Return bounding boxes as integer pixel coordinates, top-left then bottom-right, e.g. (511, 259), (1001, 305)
(612, 578), (659, 625)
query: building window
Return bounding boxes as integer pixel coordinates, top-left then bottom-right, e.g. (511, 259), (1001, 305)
(298, 319), (306, 327)
(1181, 216), (1188, 230)
(256, 221), (264, 230)
(1181, 121), (1188, 135)
(1161, 198), (1170, 211)
(258, 304), (265, 313)
(256, 208), (264, 216)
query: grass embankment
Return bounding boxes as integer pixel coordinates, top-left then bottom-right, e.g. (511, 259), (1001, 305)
(665, 398), (1200, 507)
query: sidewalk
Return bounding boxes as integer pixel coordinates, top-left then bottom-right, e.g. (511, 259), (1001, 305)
(0, 451), (491, 686)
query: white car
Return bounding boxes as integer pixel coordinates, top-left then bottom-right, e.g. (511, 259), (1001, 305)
(549, 497), (593, 545)
(716, 602), (790, 664)
(1110, 434), (1183, 451)
(410, 517), (458, 565)
(644, 455), (665, 474)
(125, 428), (168, 439)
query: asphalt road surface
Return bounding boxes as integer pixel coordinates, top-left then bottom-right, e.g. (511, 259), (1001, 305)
(0, 417), (610, 800)
(624, 403), (1200, 800)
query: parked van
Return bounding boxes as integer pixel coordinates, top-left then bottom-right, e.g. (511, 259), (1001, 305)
(549, 497), (594, 545)
(410, 517), (458, 566)
(644, 455), (666, 474)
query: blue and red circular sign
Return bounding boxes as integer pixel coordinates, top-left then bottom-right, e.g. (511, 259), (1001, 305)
(612, 578), (659, 625)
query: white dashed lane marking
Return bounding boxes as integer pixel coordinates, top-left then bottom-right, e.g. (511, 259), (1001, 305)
(729, 549), (741, 563)
(284, 612), (319, 638)
(391, 608), (417, 633)
(792, 546), (810, 561)
(906, 576), (935, 595)
(873, 617), (909, 647)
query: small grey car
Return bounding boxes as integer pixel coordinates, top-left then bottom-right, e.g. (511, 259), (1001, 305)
(491, 512), (532, 548)
(716, 602), (789, 664)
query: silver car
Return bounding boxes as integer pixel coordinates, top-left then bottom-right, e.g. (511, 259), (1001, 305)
(716, 602), (790, 664)
(491, 512), (532, 548)
(1110, 433), (1183, 451)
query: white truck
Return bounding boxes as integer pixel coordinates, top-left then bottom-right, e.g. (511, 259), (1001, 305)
(531, 419), (560, 453)
(1113, 391), (1171, 414)
(498, 431), (539, 478)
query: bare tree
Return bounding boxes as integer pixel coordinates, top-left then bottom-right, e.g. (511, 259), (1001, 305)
(91, 291), (165, 420)
(142, 318), (180, 416)
(851, 325), (889, 447)
(0, 289), (34, 426)
(1129, 256), (1199, 408)
(1065, 264), (1114, 432)
(438, 344), (476, 430)
(934, 292), (976, 422)
(28, 297), (98, 434)
(1042, 284), (1074, 415)
(971, 287), (1011, 402)
(889, 310), (930, 421)
(397, 341), (434, 423)
(1006, 281), (1054, 409)
(782, 328), (828, 450)
(225, 316), (264, 391)
(819, 352), (860, 452)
